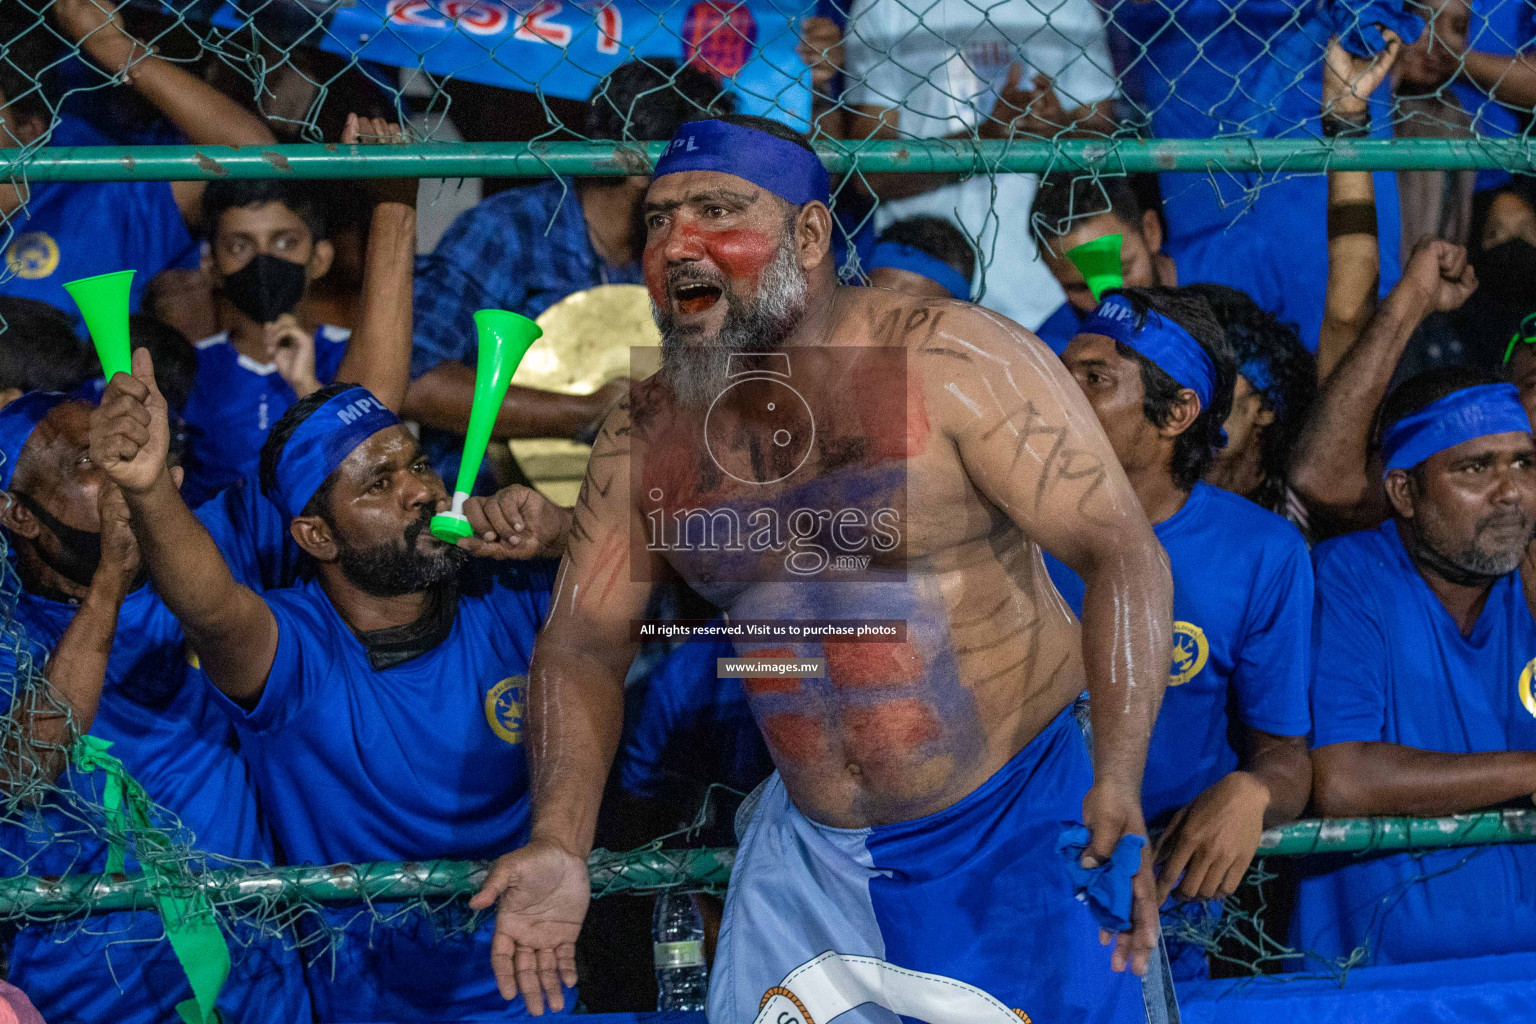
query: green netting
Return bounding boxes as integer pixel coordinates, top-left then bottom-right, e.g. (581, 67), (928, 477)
(1, 0), (1534, 267)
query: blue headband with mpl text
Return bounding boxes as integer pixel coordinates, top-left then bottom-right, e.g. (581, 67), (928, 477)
(1380, 383), (1531, 475)
(867, 241), (972, 301)
(266, 386), (400, 519)
(1080, 294), (1217, 412)
(653, 119), (830, 207)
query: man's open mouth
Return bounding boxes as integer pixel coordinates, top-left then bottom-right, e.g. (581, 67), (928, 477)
(673, 281), (723, 316)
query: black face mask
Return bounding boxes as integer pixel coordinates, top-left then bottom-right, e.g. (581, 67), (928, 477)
(13, 491), (102, 589)
(1473, 239), (1536, 310)
(220, 253), (308, 325)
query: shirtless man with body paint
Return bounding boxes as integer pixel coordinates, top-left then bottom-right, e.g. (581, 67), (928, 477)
(470, 115), (1173, 1024)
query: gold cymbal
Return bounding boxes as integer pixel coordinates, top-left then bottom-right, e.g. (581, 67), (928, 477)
(522, 283), (662, 394)
(511, 285), (662, 498)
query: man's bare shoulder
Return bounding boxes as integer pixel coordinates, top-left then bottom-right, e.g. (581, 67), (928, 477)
(834, 287), (1058, 367)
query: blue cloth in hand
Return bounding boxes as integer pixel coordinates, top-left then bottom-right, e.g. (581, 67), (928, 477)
(1320, 0), (1425, 57)
(1058, 825), (1147, 933)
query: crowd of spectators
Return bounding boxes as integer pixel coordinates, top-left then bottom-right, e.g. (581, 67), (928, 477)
(0, 0), (1534, 1019)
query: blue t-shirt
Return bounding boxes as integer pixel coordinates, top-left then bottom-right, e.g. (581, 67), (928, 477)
(0, 116), (198, 327)
(1044, 482), (1313, 822)
(1112, 0), (1401, 350)
(1291, 520), (1536, 968)
(181, 325), (351, 499)
(209, 559), (561, 1020)
(1038, 250), (1291, 357)
(193, 477), (311, 595)
(618, 638), (773, 800)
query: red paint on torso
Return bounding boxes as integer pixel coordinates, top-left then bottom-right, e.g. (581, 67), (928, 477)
(849, 348), (930, 461)
(838, 699), (943, 762)
(824, 640), (924, 687)
(762, 712), (830, 765)
(741, 646), (803, 695)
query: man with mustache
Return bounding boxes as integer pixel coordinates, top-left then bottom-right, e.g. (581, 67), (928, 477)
(89, 362), (572, 1020)
(1294, 369), (1536, 967)
(474, 115), (1172, 1023)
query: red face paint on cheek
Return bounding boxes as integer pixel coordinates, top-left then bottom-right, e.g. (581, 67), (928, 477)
(642, 240), (668, 308)
(703, 227), (779, 290)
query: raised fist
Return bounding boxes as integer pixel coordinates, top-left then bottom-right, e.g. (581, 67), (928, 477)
(89, 348), (170, 496)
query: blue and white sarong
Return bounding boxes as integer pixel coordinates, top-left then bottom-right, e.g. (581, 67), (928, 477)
(710, 706), (1145, 1023)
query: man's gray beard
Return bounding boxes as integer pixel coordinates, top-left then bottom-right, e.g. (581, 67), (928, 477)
(655, 233), (809, 409)
(1418, 502), (1533, 578)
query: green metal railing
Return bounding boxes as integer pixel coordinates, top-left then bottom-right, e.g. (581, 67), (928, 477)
(3, 811), (1531, 919)
(1257, 808), (1536, 856)
(6, 137), (1536, 183)
(0, 846), (736, 917)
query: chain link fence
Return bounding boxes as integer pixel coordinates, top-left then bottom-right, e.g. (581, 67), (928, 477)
(3, 0), (1535, 284)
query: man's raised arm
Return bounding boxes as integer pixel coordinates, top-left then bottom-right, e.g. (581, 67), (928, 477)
(468, 392), (657, 1014)
(334, 114), (418, 412)
(51, 0), (276, 222)
(934, 310), (1172, 975)
(1291, 240), (1477, 534)
(88, 351), (277, 705)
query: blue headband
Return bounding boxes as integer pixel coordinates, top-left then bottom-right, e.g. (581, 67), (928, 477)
(1381, 383), (1531, 475)
(653, 119), (830, 207)
(1081, 294), (1217, 412)
(1239, 357), (1285, 418)
(0, 392), (70, 491)
(266, 387), (401, 519)
(867, 241), (972, 301)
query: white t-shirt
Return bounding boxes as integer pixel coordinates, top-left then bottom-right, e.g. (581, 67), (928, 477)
(843, 0), (1117, 330)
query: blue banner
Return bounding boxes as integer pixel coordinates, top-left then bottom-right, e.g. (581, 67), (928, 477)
(216, 0), (812, 130)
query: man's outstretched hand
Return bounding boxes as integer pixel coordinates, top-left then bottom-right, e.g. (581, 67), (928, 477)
(89, 348), (171, 496)
(1082, 780), (1158, 976)
(470, 838), (589, 1015)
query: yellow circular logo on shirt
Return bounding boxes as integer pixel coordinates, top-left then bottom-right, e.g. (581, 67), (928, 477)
(1170, 621), (1209, 686)
(5, 232), (59, 280)
(485, 676), (527, 745)
(1519, 658), (1536, 719)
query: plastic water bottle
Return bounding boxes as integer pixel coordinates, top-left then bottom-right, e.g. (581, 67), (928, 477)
(653, 890), (708, 1010)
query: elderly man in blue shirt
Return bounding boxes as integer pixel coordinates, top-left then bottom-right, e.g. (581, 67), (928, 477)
(1295, 368), (1536, 969)
(405, 59), (726, 486)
